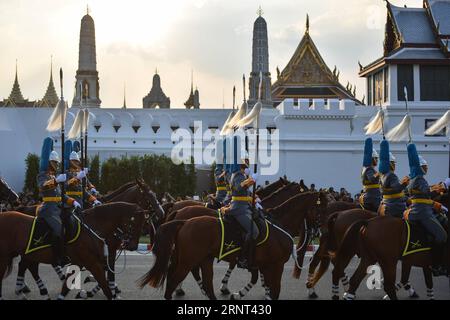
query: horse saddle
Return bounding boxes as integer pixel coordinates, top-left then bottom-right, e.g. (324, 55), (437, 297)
(402, 220), (432, 257)
(217, 210), (269, 261)
(25, 215), (81, 255)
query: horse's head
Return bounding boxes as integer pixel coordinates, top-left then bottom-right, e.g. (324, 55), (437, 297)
(135, 179), (165, 225)
(119, 204), (147, 251)
(0, 178), (19, 205)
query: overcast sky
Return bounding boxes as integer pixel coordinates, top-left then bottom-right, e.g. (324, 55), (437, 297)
(0, 0), (423, 108)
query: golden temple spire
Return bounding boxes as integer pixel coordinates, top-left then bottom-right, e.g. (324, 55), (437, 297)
(257, 6), (264, 17)
(306, 14), (310, 34)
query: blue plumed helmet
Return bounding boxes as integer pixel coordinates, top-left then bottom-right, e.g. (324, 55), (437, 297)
(378, 139), (390, 174)
(363, 138), (374, 167)
(73, 140), (81, 153)
(39, 137), (54, 172)
(231, 135), (241, 174)
(407, 143), (422, 179)
(64, 140), (73, 171)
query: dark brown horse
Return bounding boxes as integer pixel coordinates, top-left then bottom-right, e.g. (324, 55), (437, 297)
(335, 214), (448, 300)
(302, 200), (360, 298)
(0, 202), (145, 300)
(138, 192), (327, 300)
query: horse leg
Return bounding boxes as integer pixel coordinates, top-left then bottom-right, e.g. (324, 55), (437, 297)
(83, 261), (113, 300)
(52, 264), (66, 281)
(164, 264), (192, 300)
(264, 263), (284, 300)
(378, 260), (398, 300)
(15, 259), (31, 300)
(230, 268), (259, 300)
(343, 256), (373, 300)
(392, 262), (419, 299)
(220, 262), (235, 295)
(191, 266), (206, 296)
(423, 267), (434, 300)
(175, 283), (185, 297)
(200, 258), (217, 300)
(27, 263), (50, 299)
(306, 250), (323, 299)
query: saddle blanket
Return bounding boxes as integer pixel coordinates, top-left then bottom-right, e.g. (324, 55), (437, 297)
(216, 210), (269, 261)
(25, 216), (81, 255)
(402, 220), (431, 257)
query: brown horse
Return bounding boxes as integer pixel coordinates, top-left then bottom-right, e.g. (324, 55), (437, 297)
(164, 182), (309, 297)
(0, 202), (145, 300)
(14, 179), (161, 299)
(302, 200), (360, 298)
(335, 214), (448, 300)
(138, 191), (327, 300)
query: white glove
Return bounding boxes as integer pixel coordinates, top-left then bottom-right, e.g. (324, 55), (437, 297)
(55, 174), (66, 183)
(93, 200), (102, 207)
(256, 202), (264, 211)
(76, 170), (86, 180)
(84, 168), (89, 175)
(73, 201), (81, 209)
(442, 205), (448, 214)
(90, 188), (98, 195)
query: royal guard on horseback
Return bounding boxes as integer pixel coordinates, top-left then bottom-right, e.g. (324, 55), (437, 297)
(37, 137), (81, 267)
(405, 143), (448, 276)
(360, 138), (382, 212)
(65, 140), (101, 209)
(378, 139), (408, 218)
(221, 136), (259, 270)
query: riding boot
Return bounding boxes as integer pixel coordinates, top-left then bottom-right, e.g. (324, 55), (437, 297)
(431, 243), (447, 277)
(237, 236), (250, 269)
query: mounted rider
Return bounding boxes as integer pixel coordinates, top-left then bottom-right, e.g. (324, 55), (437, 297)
(72, 140), (100, 199)
(405, 143), (448, 276)
(221, 136), (259, 269)
(65, 140), (101, 210)
(360, 138), (382, 212)
(37, 137), (81, 267)
(378, 139), (408, 218)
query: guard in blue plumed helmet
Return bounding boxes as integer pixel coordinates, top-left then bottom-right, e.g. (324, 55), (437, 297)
(72, 141), (100, 198)
(65, 141), (101, 210)
(378, 140), (408, 218)
(405, 143), (448, 276)
(221, 136), (259, 270)
(360, 138), (382, 212)
(37, 137), (81, 267)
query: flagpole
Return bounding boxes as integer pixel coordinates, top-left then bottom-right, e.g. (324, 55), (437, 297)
(59, 68), (66, 197)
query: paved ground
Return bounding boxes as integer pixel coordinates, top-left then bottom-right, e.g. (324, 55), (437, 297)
(2, 253), (450, 300)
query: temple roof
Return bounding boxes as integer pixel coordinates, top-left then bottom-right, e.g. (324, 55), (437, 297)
(2, 64), (34, 107)
(272, 18), (359, 104)
(360, 1), (450, 77)
(36, 63), (59, 108)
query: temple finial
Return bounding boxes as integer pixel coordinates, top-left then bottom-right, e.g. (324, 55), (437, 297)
(191, 69), (194, 92)
(306, 14), (310, 34)
(123, 83), (127, 109)
(87, 4), (90, 15)
(155, 67), (158, 75)
(257, 6), (263, 17)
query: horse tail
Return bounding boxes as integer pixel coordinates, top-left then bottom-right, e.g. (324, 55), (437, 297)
(332, 219), (368, 261)
(137, 220), (186, 289)
(326, 212), (340, 254)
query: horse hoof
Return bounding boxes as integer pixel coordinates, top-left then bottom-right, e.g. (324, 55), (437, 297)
(332, 295), (339, 300)
(220, 288), (231, 295)
(22, 285), (31, 294)
(75, 290), (88, 300)
(382, 295), (390, 300)
(308, 292), (318, 299)
(40, 289), (49, 296)
(409, 292), (420, 299)
(230, 293), (241, 301)
(114, 287), (122, 294)
(264, 295), (272, 301)
(175, 289), (185, 297)
(16, 293), (27, 301)
(113, 295), (122, 300)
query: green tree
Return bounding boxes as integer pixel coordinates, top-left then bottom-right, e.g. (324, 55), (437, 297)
(24, 153), (40, 199)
